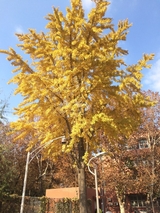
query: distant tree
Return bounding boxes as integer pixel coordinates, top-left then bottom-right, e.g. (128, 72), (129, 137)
(131, 91), (160, 213)
(52, 153), (78, 188)
(0, 0), (154, 212)
(99, 139), (137, 213)
(100, 91), (160, 213)
(0, 99), (7, 123)
(0, 99), (11, 198)
(26, 151), (78, 196)
(0, 126), (73, 198)
(0, 123), (16, 197)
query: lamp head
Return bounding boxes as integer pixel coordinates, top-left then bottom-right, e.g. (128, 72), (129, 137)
(61, 136), (66, 144)
(95, 151), (106, 157)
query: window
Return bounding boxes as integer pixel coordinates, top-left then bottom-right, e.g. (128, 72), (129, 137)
(125, 144), (138, 150)
(125, 138), (149, 151)
(138, 139), (148, 149)
(129, 194), (146, 207)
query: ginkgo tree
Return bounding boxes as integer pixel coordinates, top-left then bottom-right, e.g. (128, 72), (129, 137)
(0, 0), (154, 212)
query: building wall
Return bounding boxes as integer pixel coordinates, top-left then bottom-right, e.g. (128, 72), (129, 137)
(46, 187), (160, 212)
(46, 187), (96, 213)
(46, 187), (79, 199)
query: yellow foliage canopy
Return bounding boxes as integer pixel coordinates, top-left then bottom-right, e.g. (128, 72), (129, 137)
(0, 0), (154, 162)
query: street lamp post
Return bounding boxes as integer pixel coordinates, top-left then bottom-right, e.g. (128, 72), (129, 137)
(88, 152), (106, 213)
(20, 136), (65, 213)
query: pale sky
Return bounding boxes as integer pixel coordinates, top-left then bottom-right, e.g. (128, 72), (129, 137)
(0, 0), (160, 120)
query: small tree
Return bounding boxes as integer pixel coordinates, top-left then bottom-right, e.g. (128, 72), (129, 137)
(0, 0), (154, 212)
(100, 139), (138, 213)
(0, 99), (7, 123)
(133, 91), (160, 213)
(100, 91), (160, 213)
(0, 123), (16, 198)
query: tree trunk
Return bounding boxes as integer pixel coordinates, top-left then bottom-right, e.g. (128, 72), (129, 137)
(150, 193), (155, 213)
(150, 142), (155, 213)
(78, 164), (88, 213)
(119, 203), (125, 213)
(115, 187), (125, 213)
(78, 138), (88, 213)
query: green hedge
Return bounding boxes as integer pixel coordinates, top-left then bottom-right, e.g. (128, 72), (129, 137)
(0, 195), (91, 213)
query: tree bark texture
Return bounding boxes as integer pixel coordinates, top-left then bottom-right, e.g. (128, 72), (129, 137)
(78, 138), (88, 213)
(115, 187), (125, 213)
